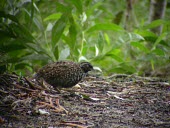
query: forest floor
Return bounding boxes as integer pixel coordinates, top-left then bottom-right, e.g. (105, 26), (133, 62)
(0, 73), (170, 128)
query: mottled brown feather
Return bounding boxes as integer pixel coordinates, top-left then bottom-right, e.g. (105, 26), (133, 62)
(35, 61), (93, 88)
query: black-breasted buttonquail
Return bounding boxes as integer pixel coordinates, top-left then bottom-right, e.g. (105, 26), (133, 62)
(34, 61), (93, 88)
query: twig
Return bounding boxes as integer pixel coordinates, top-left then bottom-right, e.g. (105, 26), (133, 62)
(12, 84), (37, 92)
(89, 81), (110, 85)
(0, 89), (9, 94)
(107, 74), (129, 79)
(24, 77), (44, 90)
(59, 122), (87, 128)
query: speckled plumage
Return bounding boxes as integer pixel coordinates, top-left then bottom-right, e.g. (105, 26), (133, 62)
(35, 61), (93, 88)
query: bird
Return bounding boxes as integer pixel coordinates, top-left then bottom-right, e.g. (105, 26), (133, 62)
(34, 61), (93, 88)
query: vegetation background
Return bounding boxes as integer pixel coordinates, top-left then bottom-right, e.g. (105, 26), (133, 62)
(0, 0), (170, 79)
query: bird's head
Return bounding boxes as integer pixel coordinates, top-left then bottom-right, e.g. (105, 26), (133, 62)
(80, 62), (93, 73)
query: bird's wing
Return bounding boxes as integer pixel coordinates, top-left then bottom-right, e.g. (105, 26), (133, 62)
(56, 65), (70, 70)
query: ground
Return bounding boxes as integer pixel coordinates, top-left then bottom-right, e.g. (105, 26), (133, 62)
(0, 73), (170, 128)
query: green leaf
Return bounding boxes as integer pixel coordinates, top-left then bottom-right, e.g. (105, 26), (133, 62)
(59, 47), (70, 60)
(54, 46), (59, 61)
(44, 13), (62, 21)
(87, 23), (124, 33)
(79, 56), (88, 62)
(143, 19), (166, 29)
(151, 48), (165, 56)
(52, 14), (68, 48)
(136, 30), (157, 37)
(95, 44), (99, 56)
(33, 17), (44, 31)
(26, 43), (47, 54)
(97, 32), (104, 53)
(109, 67), (126, 74)
(20, 54), (49, 61)
(113, 11), (123, 24)
(85, 2), (102, 17)
(15, 63), (32, 71)
(81, 46), (88, 57)
(110, 63), (136, 74)
(105, 49), (123, 62)
(106, 52), (124, 62)
(131, 42), (149, 53)
(0, 11), (19, 23)
(56, 2), (72, 13)
(67, 0), (83, 14)
(122, 65), (136, 73)
(10, 23), (35, 43)
(104, 33), (110, 45)
(150, 60), (154, 70)
(152, 32), (167, 49)
(128, 33), (145, 41)
(111, 54), (124, 62)
(0, 39), (26, 52)
(67, 16), (77, 50)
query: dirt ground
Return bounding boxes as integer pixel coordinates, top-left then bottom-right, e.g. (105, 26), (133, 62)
(0, 73), (170, 128)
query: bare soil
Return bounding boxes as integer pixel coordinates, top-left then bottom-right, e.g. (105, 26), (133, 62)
(0, 73), (170, 128)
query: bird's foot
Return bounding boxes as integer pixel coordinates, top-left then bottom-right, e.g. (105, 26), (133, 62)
(36, 92), (68, 114)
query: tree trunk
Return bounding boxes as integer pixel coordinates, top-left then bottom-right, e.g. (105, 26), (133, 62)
(149, 0), (167, 34)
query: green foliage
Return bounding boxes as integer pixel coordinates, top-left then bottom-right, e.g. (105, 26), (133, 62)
(0, 0), (170, 77)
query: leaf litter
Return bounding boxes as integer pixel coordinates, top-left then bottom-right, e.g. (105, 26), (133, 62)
(0, 73), (170, 128)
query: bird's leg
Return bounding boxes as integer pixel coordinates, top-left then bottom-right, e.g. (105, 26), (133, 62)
(37, 79), (62, 94)
(41, 79), (51, 90)
(54, 87), (61, 94)
(53, 98), (68, 114)
(36, 91), (68, 114)
(37, 97), (68, 114)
